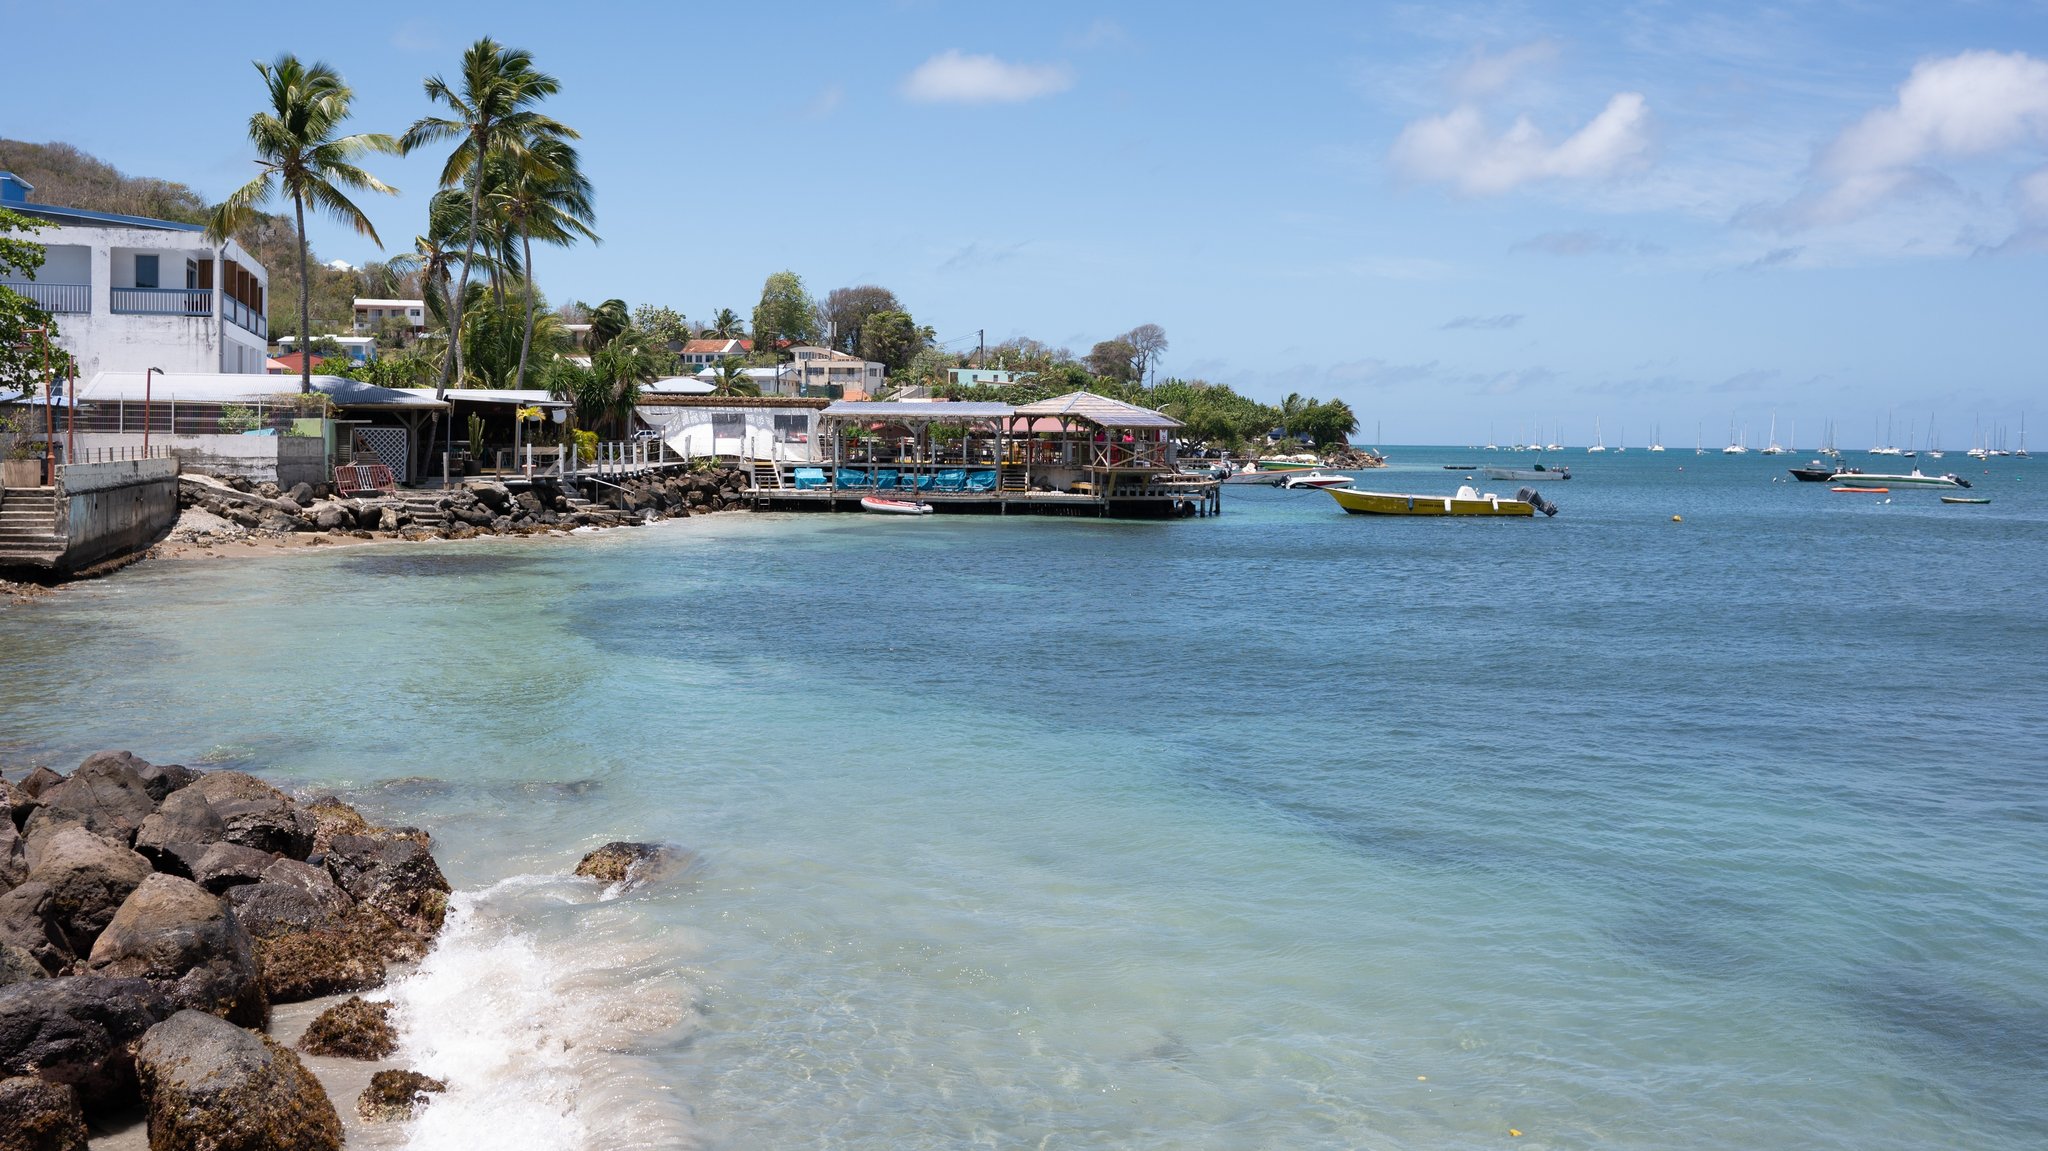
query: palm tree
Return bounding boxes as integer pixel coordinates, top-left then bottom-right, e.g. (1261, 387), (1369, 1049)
(587, 298), (631, 350)
(588, 331), (661, 436)
(487, 136), (597, 391)
(708, 356), (759, 397)
(207, 55), (398, 394)
(708, 308), (744, 339)
(399, 38), (573, 399)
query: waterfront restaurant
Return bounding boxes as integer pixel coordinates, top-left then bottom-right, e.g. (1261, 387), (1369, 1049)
(769, 391), (1219, 517)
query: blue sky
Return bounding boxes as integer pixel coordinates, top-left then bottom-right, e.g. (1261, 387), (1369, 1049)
(8, 1), (2048, 443)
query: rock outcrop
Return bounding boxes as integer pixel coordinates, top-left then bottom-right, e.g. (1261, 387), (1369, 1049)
(356, 1069), (445, 1124)
(135, 1009), (342, 1151)
(574, 840), (695, 889)
(0, 1074), (89, 1151)
(23, 828), (153, 958)
(297, 995), (396, 1060)
(0, 975), (169, 1110)
(85, 874), (264, 1027)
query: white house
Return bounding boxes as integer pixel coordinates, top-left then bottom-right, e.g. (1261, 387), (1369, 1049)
(779, 346), (885, 398)
(0, 172), (271, 377)
(679, 337), (749, 368)
(352, 298), (426, 336)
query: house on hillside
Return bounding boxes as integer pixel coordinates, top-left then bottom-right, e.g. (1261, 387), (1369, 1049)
(0, 171), (271, 376)
(779, 346), (884, 399)
(679, 337), (749, 368)
(352, 298), (426, 337)
(272, 335), (378, 366)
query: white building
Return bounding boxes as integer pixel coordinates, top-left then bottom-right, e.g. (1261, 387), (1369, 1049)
(679, 337), (749, 368)
(352, 298), (426, 336)
(0, 172), (271, 376)
(779, 346), (885, 398)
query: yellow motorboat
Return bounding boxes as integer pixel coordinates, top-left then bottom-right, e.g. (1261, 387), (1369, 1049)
(1324, 483), (1557, 517)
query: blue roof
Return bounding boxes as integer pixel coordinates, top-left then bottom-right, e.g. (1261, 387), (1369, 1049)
(11, 201), (206, 233)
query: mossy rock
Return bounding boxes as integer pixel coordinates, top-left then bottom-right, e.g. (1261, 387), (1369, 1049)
(298, 995), (396, 1061)
(356, 1069), (444, 1123)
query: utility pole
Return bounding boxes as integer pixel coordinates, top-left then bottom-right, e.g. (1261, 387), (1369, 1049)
(977, 329), (985, 369)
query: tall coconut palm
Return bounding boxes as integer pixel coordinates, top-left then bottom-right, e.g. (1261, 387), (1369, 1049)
(587, 298), (631, 350)
(588, 331), (661, 436)
(485, 135), (597, 391)
(708, 356), (760, 397)
(207, 55), (398, 394)
(708, 308), (745, 339)
(399, 38), (573, 399)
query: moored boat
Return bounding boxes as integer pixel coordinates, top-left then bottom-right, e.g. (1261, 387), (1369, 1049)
(1789, 459), (1853, 482)
(1324, 483), (1556, 517)
(1828, 469), (1970, 488)
(1940, 495), (1991, 505)
(1832, 486), (1889, 493)
(1254, 455), (1322, 472)
(860, 495), (933, 515)
(1281, 471), (1355, 489)
(1482, 462), (1571, 481)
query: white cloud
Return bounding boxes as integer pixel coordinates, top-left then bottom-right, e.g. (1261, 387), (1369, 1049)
(1798, 50), (2048, 225)
(902, 51), (1074, 105)
(2021, 166), (2048, 219)
(1455, 40), (1560, 99)
(1391, 92), (1652, 196)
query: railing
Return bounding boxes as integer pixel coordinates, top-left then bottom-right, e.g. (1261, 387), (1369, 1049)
(0, 281), (89, 313)
(63, 444), (174, 464)
(110, 287), (211, 317)
(223, 294), (267, 338)
(583, 439), (672, 477)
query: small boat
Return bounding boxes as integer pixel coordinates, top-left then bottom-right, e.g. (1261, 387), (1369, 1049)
(1832, 486), (1889, 493)
(1828, 469), (1970, 489)
(1281, 471), (1355, 489)
(860, 495), (933, 515)
(1940, 495), (1991, 505)
(1482, 462), (1571, 481)
(1254, 455), (1322, 472)
(1441, 464), (1478, 470)
(1325, 483), (1557, 517)
(1789, 460), (1850, 482)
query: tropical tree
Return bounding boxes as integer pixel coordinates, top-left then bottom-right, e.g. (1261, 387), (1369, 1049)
(587, 331), (662, 434)
(707, 307), (745, 338)
(400, 38), (573, 397)
(708, 356), (760, 397)
(750, 271), (819, 352)
(487, 134), (597, 391)
(207, 55), (398, 394)
(587, 298), (631, 350)
(0, 207), (60, 396)
(1085, 338), (1140, 383)
(856, 309), (926, 374)
(823, 285), (900, 353)
(1122, 323), (1168, 384)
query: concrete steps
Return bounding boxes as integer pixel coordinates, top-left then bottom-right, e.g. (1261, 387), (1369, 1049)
(395, 492), (449, 528)
(0, 489), (63, 561)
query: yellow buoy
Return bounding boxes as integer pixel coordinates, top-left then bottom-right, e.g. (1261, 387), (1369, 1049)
(1671, 514), (1683, 522)
(1509, 1130), (1522, 1138)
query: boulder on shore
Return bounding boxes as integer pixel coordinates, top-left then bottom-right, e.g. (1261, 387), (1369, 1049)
(0, 884), (68, 975)
(0, 1074), (89, 1151)
(133, 787), (229, 878)
(356, 1069), (445, 1124)
(85, 874), (265, 1028)
(21, 759), (157, 849)
(297, 995), (396, 1060)
(187, 773), (314, 859)
(0, 944), (47, 988)
(251, 906), (425, 1005)
(574, 841), (696, 890)
(23, 829), (153, 958)
(0, 975), (169, 1111)
(135, 1009), (341, 1151)
(223, 861), (353, 941)
(323, 833), (450, 938)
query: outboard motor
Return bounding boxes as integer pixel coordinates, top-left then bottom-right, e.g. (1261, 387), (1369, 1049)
(1517, 487), (1560, 516)
(1951, 475), (1972, 488)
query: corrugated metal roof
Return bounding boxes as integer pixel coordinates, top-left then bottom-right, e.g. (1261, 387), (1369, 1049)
(397, 388), (565, 407)
(78, 372), (447, 409)
(820, 401), (1014, 419)
(1011, 391), (1182, 428)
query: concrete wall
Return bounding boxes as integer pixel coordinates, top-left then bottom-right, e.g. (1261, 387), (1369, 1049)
(73, 431), (329, 484)
(54, 457), (179, 573)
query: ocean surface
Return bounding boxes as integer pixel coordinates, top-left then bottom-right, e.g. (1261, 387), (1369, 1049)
(3, 448), (2045, 1150)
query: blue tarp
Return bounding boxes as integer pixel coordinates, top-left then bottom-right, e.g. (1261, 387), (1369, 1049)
(793, 467), (827, 490)
(874, 468), (900, 490)
(967, 469), (997, 492)
(914, 473), (935, 491)
(934, 469), (966, 492)
(836, 469), (871, 488)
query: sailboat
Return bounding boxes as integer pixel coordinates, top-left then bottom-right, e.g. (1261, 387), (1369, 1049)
(1648, 423), (1665, 452)
(1615, 424), (1626, 453)
(2018, 413), (2029, 459)
(1761, 413), (1785, 455)
(1723, 418), (1748, 454)
(1587, 418), (1606, 453)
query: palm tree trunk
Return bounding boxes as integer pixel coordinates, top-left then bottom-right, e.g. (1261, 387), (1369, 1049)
(442, 141), (485, 400)
(514, 228), (536, 392)
(295, 193), (311, 395)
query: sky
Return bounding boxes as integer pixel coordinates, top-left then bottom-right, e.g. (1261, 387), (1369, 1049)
(6, 0), (2048, 444)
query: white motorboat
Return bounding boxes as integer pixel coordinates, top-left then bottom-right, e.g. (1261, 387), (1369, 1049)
(860, 495), (934, 515)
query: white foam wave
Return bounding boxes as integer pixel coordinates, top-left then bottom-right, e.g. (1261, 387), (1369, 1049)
(386, 876), (700, 1151)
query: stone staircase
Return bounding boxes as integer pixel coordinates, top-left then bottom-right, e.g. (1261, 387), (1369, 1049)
(395, 492), (449, 530)
(0, 488), (64, 565)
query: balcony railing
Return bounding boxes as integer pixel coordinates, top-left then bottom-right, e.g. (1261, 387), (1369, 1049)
(0, 281), (89, 313)
(111, 286), (211, 317)
(223, 294), (267, 338)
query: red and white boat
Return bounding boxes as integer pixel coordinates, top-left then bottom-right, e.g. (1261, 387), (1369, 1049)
(860, 496), (934, 515)
(1280, 471), (1355, 490)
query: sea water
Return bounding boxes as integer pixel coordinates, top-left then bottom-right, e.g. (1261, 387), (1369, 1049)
(3, 450), (2045, 1150)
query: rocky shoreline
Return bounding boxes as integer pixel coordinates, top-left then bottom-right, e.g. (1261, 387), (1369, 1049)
(170, 464), (755, 549)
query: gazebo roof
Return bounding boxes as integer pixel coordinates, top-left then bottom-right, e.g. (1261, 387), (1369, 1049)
(1010, 391), (1181, 429)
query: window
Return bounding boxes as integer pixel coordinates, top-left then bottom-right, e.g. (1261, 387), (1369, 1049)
(134, 254), (159, 289)
(711, 412), (746, 441)
(186, 259), (198, 289)
(772, 413), (808, 442)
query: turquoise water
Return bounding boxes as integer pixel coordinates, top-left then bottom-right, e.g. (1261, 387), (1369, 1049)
(3, 450), (2045, 1150)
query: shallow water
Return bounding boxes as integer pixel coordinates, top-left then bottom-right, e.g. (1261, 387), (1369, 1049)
(5, 451), (2045, 1149)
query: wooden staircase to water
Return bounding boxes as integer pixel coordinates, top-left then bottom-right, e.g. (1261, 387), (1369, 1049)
(751, 461), (782, 491)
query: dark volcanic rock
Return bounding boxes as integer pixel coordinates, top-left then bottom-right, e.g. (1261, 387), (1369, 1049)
(23, 829), (153, 957)
(0, 944), (46, 987)
(22, 759), (157, 848)
(0, 975), (170, 1110)
(252, 906), (427, 1004)
(1, 778), (33, 830)
(188, 843), (275, 895)
(297, 995), (396, 1060)
(132, 788), (227, 878)
(0, 820), (23, 892)
(224, 861), (353, 941)
(85, 874), (264, 1027)
(323, 833), (450, 938)
(71, 751), (193, 804)
(0, 884), (68, 975)
(300, 796), (374, 857)
(187, 772), (313, 859)
(355, 1069), (444, 1123)
(15, 768), (63, 803)
(0, 1074), (89, 1151)
(574, 841), (696, 890)
(135, 1009), (341, 1151)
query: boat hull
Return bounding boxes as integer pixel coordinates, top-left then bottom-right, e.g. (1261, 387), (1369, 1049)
(1254, 460), (1321, 472)
(1481, 467), (1570, 481)
(1941, 496), (1991, 505)
(1325, 487), (1534, 517)
(860, 496), (933, 515)
(1828, 471), (1967, 488)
